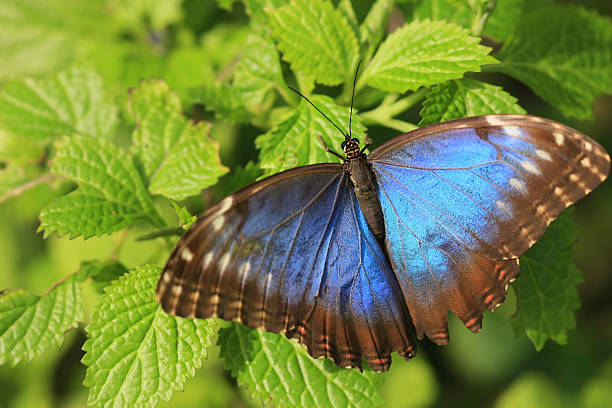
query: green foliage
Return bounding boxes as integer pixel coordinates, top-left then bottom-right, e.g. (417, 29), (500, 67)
(268, 0), (359, 86)
(512, 212), (583, 350)
(233, 35), (287, 109)
(0, 0), (610, 407)
(0, 0), (115, 80)
(129, 80), (228, 200)
(360, 19), (497, 92)
(256, 95), (365, 177)
(218, 323), (384, 407)
(419, 78), (525, 126)
(0, 67), (117, 140)
(491, 6), (612, 120)
(495, 372), (565, 408)
(79, 260), (129, 294)
(39, 135), (163, 238)
(171, 201), (197, 230)
(0, 268), (89, 366)
(82, 265), (215, 408)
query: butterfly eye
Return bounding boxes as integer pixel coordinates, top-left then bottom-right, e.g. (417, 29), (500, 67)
(352, 138), (360, 145)
(341, 141), (347, 149)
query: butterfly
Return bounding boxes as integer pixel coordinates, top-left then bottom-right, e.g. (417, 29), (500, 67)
(156, 101), (609, 372)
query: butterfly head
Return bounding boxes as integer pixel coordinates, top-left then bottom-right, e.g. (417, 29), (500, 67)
(342, 137), (361, 159)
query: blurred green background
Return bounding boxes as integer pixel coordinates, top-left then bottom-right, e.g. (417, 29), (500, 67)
(0, 0), (611, 407)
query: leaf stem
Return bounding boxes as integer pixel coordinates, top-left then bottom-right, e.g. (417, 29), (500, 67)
(135, 227), (183, 241)
(0, 173), (55, 204)
(470, 0), (497, 37)
(360, 88), (427, 131)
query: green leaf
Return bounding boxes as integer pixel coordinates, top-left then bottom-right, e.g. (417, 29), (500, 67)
(0, 131), (49, 201)
(109, 0), (182, 30)
(359, 0), (395, 56)
(129, 80), (229, 200)
(218, 161), (263, 197)
(82, 265), (215, 408)
(79, 260), (129, 294)
(580, 356), (612, 408)
(494, 372), (564, 408)
(233, 35), (287, 107)
(0, 66), (118, 141)
(411, 0), (555, 42)
(512, 212), (582, 350)
(0, 0), (116, 80)
(484, 0), (553, 42)
(171, 200), (196, 230)
(411, 0), (470, 24)
(215, 0), (235, 11)
(338, 0), (359, 35)
(218, 323), (384, 407)
(255, 95), (365, 177)
(0, 268), (90, 366)
(186, 84), (251, 124)
(268, 0), (359, 86)
(491, 6), (612, 120)
(419, 78), (525, 126)
(244, 0), (290, 26)
(39, 135), (163, 239)
(380, 356), (438, 408)
(361, 19), (497, 93)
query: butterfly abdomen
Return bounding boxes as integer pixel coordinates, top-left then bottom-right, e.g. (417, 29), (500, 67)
(347, 156), (386, 243)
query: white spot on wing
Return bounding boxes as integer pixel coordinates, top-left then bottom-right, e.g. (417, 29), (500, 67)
(521, 160), (541, 175)
(509, 178), (527, 193)
(202, 252), (214, 269)
(584, 141), (593, 151)
(181, 248), (194, 262)
(581, 157), (591, 168)
(496, 200), (511, 216)
(163, 272), (171, 283)
(503, 126), (522, 137)
(212, 215), (225, 232)
(484, 116), (506, 127)
(553, 131), (564, 146)
(536, 149), (552, 161)
(219, 252), (231, 273)
(172, 285), (183, 296)
(217, 196), (234, 214)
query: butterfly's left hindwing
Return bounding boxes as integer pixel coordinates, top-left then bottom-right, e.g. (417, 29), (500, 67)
(369, 115), (610, 343)
(157, 164), (416, 371)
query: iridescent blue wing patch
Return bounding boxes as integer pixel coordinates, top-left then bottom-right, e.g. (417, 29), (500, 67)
(157, 164), (416, 371)
(369, 115), (610, 343)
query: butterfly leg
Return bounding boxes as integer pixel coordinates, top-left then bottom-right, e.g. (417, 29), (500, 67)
(317, 134), (345, 161)
(359, 134), (371, 155)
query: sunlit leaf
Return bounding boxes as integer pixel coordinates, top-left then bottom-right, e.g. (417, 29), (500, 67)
(83, 265), (215, 407)
(39, 135), (163, 238)
(513, 212), (582, 350)
(218, 323), (384, 407)
(361, 19), (497, 92)
(419, 78), (525, 126)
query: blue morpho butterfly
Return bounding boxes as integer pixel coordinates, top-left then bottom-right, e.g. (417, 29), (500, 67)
(157, 72), (610, 372)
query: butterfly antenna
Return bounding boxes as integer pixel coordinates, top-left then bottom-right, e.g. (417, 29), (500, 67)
(349, 59), (362, 139)
(288, 87), (348, 139)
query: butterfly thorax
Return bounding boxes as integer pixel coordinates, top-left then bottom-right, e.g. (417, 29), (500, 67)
(347, 154), (386, 243)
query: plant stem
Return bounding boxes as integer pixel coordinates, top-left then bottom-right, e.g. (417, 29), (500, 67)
(135, 227), (183, 241)
(470, 0), (497, 37)
(360, 88), (427, 131)
(0, 173), (55, 204)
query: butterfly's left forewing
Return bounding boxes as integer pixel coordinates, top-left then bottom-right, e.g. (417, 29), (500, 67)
(369, 115), (609, 343)
(157, 164), (416, 371)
